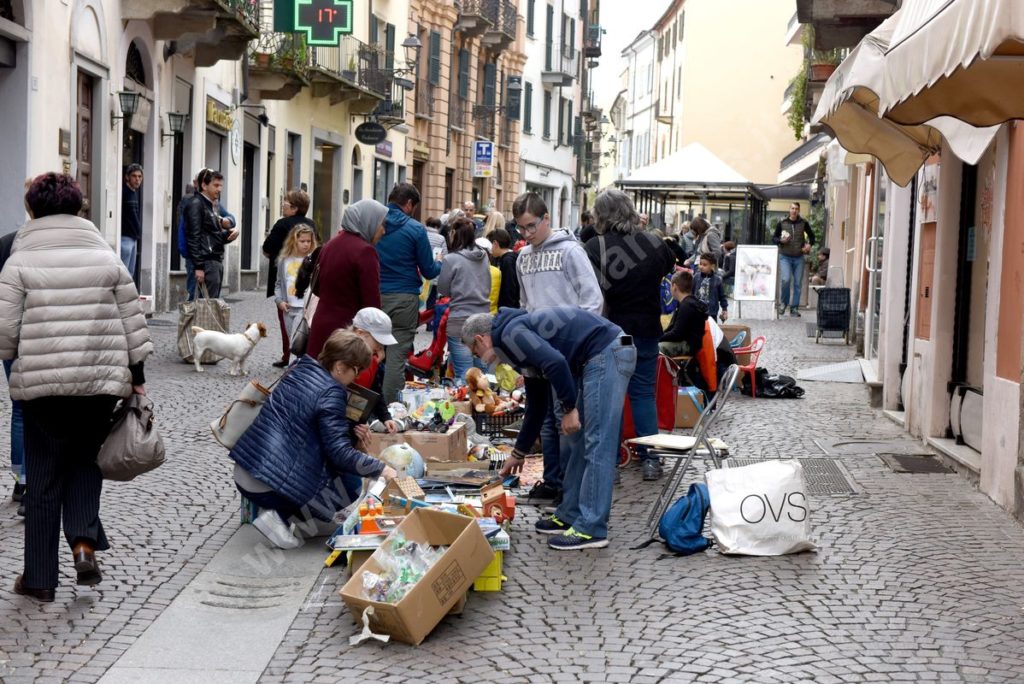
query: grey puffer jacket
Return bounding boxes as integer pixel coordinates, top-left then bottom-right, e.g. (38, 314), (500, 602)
(0, 215), (153, 401)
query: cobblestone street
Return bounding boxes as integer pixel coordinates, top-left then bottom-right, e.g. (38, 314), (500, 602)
(1, 291), (1023, 683)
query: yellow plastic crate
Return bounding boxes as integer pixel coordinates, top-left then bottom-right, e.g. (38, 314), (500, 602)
(473, 551), (505, 592)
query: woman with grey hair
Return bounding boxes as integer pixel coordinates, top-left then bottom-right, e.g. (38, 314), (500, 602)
(306, 199), (388, 358)
(584, 189), (676, 482)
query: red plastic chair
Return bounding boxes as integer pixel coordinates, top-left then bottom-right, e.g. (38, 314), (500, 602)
(732, 335), (766, 396)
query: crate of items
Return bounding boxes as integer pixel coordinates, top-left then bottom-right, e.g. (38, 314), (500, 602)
(815, 287), (851, 343)
(473, 408), (525, 439)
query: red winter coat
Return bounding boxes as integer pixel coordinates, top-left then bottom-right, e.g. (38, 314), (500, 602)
(306, 231), (381, 358)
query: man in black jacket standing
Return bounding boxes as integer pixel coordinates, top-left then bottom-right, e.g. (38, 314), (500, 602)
(772, 202), (814, 317)
(185, 169), (237, 298)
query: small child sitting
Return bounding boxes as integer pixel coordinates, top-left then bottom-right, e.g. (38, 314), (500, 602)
(692, 252), (728, 322)
(659, 270), (708, 358)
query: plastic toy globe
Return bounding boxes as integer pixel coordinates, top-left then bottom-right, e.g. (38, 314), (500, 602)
(378, 443), (425, 479)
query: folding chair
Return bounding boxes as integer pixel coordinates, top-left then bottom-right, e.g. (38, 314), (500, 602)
(625, 364), (740, 543)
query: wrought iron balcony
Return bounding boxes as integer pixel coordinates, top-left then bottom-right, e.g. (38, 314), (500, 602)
(476, 113), (497, 142)
(248, 32), (310, 100)
(455, 0), (494, 38)
(125, 0), (260, 66)
(483, 0), (517, 51)
(415, 79), (436, 118)
(449, 99), (467, 131)
(306, 36), (388, 113)
(373, 80), (406, 125)
(584, 24), (602, 58)
(581, 92), (600, 121)
(542, 49), (577, 87)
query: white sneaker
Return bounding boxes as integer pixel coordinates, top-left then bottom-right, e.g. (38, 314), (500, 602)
(253, 510), (301, 549)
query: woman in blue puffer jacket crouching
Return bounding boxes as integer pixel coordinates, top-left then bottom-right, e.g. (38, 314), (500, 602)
(230, 330), (397, 548)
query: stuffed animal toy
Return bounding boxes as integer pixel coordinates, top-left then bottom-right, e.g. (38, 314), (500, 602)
(465, 368), (497, 414)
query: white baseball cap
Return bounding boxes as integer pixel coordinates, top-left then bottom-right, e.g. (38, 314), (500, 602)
(352, 308), (398, 346)
(475, 237), (493, 251)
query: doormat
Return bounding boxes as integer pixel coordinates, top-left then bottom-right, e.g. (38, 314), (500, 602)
(878, 453), (954, 474)
(727, 458), (857, 495)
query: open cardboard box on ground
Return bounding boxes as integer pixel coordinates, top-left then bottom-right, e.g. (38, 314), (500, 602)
(720, 323), (753, 365)
(676, 387), (705, 429)
(362, 423), (468, 462)
(347, 550), (467, 615)
(340, 508), (494, 645)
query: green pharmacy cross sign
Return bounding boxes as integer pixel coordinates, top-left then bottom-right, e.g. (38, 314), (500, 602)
(276, 0), (353, 46)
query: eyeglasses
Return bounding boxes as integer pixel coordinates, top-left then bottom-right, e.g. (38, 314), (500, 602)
(517, 220), (542, 234)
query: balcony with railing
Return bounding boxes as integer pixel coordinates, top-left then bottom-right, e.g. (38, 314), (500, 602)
(542, 48), (577, 87)
(584, 24), (602, 58)
(415, 79), (436, 119)
(124, 0), (260, 66)
(455, 0), (494, 38)
(482, 0), (518, 51)
(373, 80), (407, 124)
(581, 91), (600, 122)
(474, 110), (497, 141)
(305, 36), (389, 113)
(248, 32), (310, 100)
(449, 98), (468, 131)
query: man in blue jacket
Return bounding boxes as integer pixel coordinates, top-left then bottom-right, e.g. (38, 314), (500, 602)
(377, 183), (442, 403)
(462, 308), (636, 550)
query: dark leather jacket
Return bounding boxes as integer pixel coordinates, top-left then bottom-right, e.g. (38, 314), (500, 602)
(184, 193), (230, 268)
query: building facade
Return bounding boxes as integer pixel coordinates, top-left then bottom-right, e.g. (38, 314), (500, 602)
(0, 0), (437, 313)
(403, 0), (525, 222)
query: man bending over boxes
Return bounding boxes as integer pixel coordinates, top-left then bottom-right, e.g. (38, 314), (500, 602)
(462, 308), (636, 550)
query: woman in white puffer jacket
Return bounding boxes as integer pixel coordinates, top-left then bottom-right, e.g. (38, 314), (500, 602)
(0, 173), (153, 602)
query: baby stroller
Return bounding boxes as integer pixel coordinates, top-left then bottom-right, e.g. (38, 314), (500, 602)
(406, 298), (450, 379)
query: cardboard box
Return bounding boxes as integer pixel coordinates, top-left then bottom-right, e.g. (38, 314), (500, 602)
(362, 423), (468, 463)
(720, 324), (752, 365)
(347, 549), (467, 615)
(340, 508), (494, 645)
(675, 387), (705, 429)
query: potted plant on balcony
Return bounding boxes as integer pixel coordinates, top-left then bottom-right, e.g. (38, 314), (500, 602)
(342, 54), (357, 82)
(253, 51), (272, 68)
(804, 27), (843, 82)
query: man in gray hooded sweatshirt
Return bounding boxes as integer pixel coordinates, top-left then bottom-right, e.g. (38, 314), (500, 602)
(510, 192), (603, 505)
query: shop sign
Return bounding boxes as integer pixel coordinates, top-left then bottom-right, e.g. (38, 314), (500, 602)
(275, 0), (354, 46)
(355, 121), (387, 145)
(473, 140), (493, 178)
(206, 98), (233, 132)
(376, 140), (393, 158)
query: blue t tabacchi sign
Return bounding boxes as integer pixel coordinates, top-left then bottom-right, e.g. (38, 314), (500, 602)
(274, 0), (354, 46)
(473, 140), (494, 178)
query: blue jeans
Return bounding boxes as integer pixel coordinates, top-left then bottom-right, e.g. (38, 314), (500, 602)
(120, 236), (138, 277)
(555, 341), (636, 539)
(237, 474), (360, 524)
(543, 390), (565, 490)
(779, 254), (805, 309)
(2, 360), (24, 484)
(622, 337), (659, 461)
(185, 258), (197, 301)
(446, 333), (485, 385)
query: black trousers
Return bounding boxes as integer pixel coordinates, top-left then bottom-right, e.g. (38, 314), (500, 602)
(22, 395), (118, 590)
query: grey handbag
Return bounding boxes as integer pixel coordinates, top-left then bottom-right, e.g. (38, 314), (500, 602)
(97, 394), (167, 481)
(177, 282), (231, 364)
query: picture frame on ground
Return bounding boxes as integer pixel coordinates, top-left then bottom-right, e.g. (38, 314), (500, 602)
(734, 245), (779, 302)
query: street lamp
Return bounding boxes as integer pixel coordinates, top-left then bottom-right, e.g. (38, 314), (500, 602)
(111, 90), (141, 130)
(161, 112), (188, 145)
(401, 35), (422, 71)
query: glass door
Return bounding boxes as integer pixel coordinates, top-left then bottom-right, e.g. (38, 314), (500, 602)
(865, 166), (887, 362)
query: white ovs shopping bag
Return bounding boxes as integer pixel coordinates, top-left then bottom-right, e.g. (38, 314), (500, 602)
(705, 460), (816, 555)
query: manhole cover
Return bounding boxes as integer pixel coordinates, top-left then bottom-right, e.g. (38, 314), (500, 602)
(146, 319), (176, 327)
(727, 458), (857, 495)
(879, 453), (954, 474)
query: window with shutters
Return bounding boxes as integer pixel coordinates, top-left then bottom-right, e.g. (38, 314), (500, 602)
(483, 63), (496, 107)
(458, 49), (470, 100)
(524, 82), (533, 133)
(385, 23), (396, 71)
(543, 90), (551, 139)
(527, 0), (535, 37)
(428, 31), (441, 85)
(556, 95), (565, 146)
(545, 5), (554, 70)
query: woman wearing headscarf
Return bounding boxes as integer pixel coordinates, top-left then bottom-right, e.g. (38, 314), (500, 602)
(306, 199), (389, 359)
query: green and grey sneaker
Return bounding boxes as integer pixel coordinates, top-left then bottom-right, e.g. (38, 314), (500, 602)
(534, 515), (569, 535)
(548, 527), (609, 550)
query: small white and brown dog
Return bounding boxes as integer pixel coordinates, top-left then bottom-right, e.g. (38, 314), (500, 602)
(191, 322), (268, 376)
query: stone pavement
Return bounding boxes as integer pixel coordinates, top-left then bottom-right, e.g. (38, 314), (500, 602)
(0, 291), (1023, 682)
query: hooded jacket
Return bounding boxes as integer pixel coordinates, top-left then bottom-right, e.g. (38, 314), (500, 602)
(490, 307), (622, 413)
(0, 215), (153, 400)
(230, 356), (385, 511)
(515, 229), (603, 314)
(661, 295), (708, 354)
(376, 204), (441, 295)
(436, 246), (491, 337)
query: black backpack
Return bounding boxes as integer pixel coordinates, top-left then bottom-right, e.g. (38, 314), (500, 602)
(742, 368), (805, 398)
